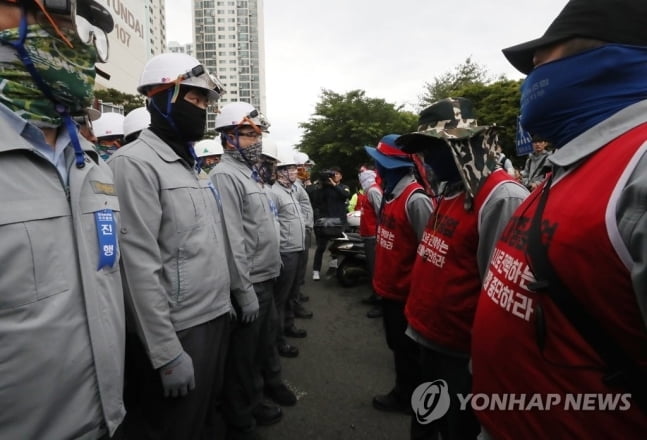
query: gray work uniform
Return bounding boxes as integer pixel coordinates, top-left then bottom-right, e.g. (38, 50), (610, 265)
(109, 129), (232, 366)
(109, 129), (232, 439)
(210, 153), (282, 431)
(294, 180), (314, 293)
(0, 109), (125, 439)
(270, 181), (307, 341)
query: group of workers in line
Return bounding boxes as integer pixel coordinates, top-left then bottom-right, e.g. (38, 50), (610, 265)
(1, 0), (646, 440)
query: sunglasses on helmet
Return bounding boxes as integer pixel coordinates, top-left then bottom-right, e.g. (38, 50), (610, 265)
(145, 63), (226, 104)
(9, 0), (113, 62)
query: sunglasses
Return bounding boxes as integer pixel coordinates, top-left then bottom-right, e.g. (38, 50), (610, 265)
(236, 131), (263, 140)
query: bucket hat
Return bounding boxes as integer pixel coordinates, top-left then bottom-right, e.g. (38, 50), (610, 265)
(502, 0), (647, 74)
(364, 134), (413, 170)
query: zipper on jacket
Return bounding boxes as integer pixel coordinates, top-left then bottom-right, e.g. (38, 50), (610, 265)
(175, 248), (182, 302)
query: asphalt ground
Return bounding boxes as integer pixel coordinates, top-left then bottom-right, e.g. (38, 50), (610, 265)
(259, 251), (410, 440)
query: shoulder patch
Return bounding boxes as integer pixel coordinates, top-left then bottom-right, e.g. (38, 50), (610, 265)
(90, 180), (117, 196)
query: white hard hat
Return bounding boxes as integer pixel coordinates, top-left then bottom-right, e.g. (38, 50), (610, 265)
(137, 53), (225, 103)
(195, 139), (224, 158)
(261, 136), (278, 161)
(93, 112), (125, 138)
(123, 107), (150, 138)
(215, 101), (270, 132)
(293, 151), (309, 165)
(277, 146), (297, 167)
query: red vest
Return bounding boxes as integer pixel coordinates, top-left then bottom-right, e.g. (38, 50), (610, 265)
(405, 170), (514, 353)
(472, 125), (647, 438)
(359, 184), (379, 237)
(373, 182), (423, 302)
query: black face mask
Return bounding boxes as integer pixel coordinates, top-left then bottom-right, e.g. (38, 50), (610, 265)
(149, 88), (207, 166)
(169, 98), (207, 141)
(149, 87), (207, 141)
(423, 146), (462, 183)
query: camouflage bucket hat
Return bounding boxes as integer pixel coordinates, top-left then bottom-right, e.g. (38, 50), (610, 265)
(397, 97), (500, 208)
(397, 97), (489, 153)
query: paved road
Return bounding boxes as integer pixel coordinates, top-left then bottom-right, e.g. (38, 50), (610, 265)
(259, 252), (410, 440)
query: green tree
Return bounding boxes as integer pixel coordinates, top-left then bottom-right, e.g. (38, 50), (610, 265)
(418, 58), (525, 167)
(296, 89), (418, 182)
(419, 57), (492, 106)
(94, 88), (145, 114)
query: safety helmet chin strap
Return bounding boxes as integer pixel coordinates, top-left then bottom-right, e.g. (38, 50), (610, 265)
(148, 87), (200, 170)
(6, 9), (86, 168)
(221, 126), (262, 182)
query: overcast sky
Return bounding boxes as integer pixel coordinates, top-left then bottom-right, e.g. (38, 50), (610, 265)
(165, 0), (568, 150)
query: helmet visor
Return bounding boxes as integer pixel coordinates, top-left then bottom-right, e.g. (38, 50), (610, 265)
(180, 64), (226, 103)
(31, 0), (113, 62)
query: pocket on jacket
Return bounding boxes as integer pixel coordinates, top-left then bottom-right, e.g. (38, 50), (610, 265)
(166, 187), (205, 233)
(0, 215), (70, 309)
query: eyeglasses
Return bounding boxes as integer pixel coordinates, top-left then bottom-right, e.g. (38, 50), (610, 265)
(237, 131), (263, 140)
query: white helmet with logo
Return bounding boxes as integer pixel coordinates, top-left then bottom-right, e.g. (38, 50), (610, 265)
(215, 101), (270, 132)
(93, 111), (125, 138)
(137, 53), (225, 103)
(195, 138), (224, 158)
(277, 146), (297, 167)
(261, 136), (278, 161)
(123, 107), (150, 139)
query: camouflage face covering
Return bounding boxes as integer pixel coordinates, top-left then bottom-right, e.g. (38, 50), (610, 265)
(399, 98), (500, 209)
(443, 127), (499, 208)
(0, 25), (97, 127)
(225, 141), (263, 165)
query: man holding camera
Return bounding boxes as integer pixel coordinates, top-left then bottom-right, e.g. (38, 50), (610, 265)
(310, 166), (351, 280)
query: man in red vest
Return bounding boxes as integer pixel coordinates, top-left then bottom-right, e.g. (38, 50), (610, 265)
(471, 0), (647, 438)
(365, 134), (434, 415)
(397, 98), (528, 439)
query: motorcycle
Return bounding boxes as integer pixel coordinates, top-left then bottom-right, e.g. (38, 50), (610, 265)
(328, 230), (369, 287)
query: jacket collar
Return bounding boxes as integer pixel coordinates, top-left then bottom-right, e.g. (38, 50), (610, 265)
(550, 99), (647, 169)
(0, 103), (100, 162)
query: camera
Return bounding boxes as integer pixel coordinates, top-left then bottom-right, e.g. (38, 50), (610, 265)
(319, 169), (335, 183)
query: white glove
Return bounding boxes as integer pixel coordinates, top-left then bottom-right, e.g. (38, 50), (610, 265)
(158, 351), (195, 398)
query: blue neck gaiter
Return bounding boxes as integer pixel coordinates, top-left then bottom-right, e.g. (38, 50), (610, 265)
(520, 44), (647, 148)
(376, 163), (411, 196)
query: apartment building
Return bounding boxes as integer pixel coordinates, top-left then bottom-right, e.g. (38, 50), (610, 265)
(192, 0), (267, 131)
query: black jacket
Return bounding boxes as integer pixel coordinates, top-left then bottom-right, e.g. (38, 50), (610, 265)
(309, 182), (350, 222)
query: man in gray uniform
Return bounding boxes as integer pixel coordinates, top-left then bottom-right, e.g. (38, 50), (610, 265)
(211, 102), (292, 440)
(271, 145), (309, 358)
(0, 2), (125, 438)
(109, 53), (233, 439)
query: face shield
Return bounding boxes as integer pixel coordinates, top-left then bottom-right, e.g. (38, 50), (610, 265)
(146, 64), (226, 105)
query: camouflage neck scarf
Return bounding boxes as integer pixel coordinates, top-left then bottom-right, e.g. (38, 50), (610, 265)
(277, 167), (297, 187)
(0, 25), (97, 127)
(225, 141), (263, 165)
